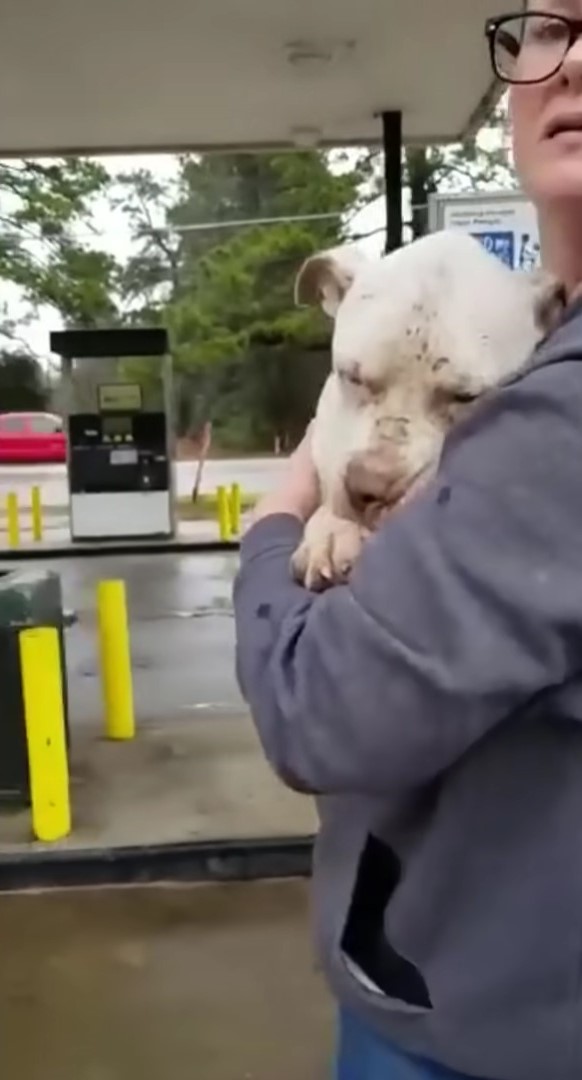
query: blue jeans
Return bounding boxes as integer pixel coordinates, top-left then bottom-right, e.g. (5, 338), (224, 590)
(336, 1009), (485, 1080)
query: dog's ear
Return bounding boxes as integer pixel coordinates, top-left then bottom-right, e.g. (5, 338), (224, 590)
(294, 245), (368, 318)
(520, 269), (568, 334)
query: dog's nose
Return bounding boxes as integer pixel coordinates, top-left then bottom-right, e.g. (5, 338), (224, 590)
(344, 446), (410, 526)
(376, 415), (410, 443)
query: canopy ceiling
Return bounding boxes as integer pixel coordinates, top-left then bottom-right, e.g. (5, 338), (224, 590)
(0, 0), (507, 155)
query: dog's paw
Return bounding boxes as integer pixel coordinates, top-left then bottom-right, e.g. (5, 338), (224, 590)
(291, 507), (367, 591)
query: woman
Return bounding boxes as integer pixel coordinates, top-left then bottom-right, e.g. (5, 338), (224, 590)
(233, 6), (582, 1078)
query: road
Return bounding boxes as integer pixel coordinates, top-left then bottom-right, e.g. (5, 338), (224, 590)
(0, 457), (286, 507)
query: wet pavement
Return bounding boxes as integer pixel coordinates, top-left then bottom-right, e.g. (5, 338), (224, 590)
(0, 518), (318, 851)
(48, 550), (242, 726)
(0, 550), (318, 851)
(0, 879), (333, 1080)
(0, 712), (317, 851)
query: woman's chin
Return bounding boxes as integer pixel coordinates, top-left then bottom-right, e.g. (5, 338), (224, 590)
(529, 154), (582, 202)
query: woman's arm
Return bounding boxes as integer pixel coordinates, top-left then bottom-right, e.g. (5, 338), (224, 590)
(234, 358), (582, 795)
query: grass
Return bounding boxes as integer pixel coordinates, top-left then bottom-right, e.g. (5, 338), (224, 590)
(176, 492), (257, 521)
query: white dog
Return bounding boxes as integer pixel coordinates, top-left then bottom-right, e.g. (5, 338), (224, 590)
(291, 229), (565, 591)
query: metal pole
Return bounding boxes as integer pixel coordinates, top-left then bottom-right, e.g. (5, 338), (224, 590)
(230, 483), (241, 536)
(19, 626), (71, 842)
(97, 580), (135, 740)
(217, 486), (232, 541)
(381, 111), (403, 253)
(139, 211), (343, 237)
(6, 492), (19, 548)
(61, 355), (75, 540)
(163, 350), (177, 539)
(31, 485), (43, 542)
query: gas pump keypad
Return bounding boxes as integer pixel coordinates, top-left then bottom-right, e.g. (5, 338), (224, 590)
(68, 412), (169, 494)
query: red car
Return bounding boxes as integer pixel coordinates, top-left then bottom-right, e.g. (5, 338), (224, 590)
(0, 412), (67, 463)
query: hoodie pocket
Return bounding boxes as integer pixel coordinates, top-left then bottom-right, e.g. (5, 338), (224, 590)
(340, 833), (433, 1010)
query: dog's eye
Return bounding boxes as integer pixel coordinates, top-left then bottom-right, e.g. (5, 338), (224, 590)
(450, 390), (478, 405)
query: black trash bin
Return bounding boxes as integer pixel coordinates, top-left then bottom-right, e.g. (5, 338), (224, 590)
(0, 569), (70, 806)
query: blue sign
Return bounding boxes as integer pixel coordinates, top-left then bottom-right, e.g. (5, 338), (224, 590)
(471, 230), (514, 269)
(470, 229), (541, 271)
(516, 233), (541, 271)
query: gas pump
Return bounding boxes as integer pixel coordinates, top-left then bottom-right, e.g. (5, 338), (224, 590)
(50, 327), (176, 541)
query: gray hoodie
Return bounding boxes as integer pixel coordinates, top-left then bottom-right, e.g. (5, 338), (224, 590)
(233, 304), (582, 1080)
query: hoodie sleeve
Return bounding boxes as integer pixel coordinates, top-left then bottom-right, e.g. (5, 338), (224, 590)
(233, 357), (582, 795)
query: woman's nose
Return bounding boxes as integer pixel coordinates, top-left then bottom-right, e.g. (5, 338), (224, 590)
(561, 35), (582, 88)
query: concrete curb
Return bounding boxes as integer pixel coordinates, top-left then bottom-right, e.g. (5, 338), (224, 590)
(0, 538), (241, 560)
(0, 835), (314, 892)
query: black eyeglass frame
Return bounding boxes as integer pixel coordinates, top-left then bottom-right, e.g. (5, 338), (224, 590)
(485, 10), (582, 84)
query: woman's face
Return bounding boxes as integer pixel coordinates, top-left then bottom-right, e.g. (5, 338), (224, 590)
(511, 0), (582, 202)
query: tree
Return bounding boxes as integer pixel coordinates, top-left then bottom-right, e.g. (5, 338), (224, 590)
(0, 158), (125, 418)
(405, 105), (514, 239)
(111, 117), (514, 451)
(114, 151), (370, 449)
(0, 158), (119, 328)
(0, 350), (48, 411)
(109, 167), (180, 315)
(0, 109), (511, 449)
(356, 104), (514, 241)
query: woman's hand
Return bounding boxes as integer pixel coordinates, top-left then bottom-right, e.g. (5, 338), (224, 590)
(250, 426), (320, 527)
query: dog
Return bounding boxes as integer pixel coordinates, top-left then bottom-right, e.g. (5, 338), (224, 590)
(290, 229), (566, 591)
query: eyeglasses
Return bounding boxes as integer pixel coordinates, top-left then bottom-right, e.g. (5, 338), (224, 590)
(485, 10), (582, 84)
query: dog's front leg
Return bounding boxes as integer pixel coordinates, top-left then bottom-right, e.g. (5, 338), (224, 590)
(291, 504), (369, 592)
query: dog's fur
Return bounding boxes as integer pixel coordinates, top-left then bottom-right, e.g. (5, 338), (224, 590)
(291, 229), (566, 590)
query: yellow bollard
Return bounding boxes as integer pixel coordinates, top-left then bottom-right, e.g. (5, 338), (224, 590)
(31, 485), (43, 543)
(19, 627), (71, 842)
(97, 580), (135, 740)
(6, 492), (19, 548)
(229, 483), (241, 536)
(217, 485), (232, 541)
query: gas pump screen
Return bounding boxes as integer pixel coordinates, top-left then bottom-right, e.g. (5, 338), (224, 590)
(102, 414), (133, 439)
(98, 383), (142, 412)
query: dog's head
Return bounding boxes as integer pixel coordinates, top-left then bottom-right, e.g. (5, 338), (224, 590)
(296, 230), (566, 527)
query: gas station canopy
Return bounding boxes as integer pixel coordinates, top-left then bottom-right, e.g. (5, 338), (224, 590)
(0, 0), (507, 156)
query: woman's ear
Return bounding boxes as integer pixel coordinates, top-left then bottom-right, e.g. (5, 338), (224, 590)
(294, 245), (368, 318)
